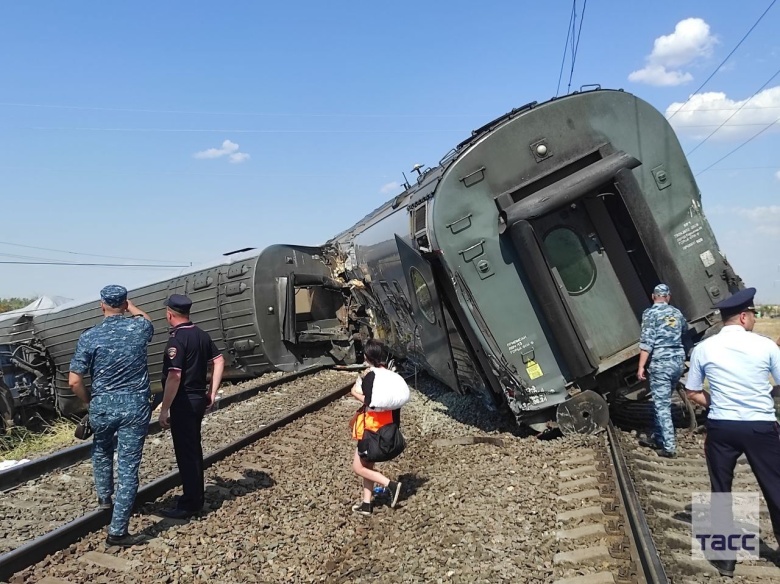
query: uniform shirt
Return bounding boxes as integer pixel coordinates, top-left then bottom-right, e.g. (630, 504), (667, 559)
(685, 325), (780, 422)
(162, 322), (220, 393)
(70, 315), (154, 397)
(639, 302), (686, 360)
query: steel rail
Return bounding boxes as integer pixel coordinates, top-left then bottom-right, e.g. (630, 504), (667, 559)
(0, 378), (354, 582)
(607, 421), (669, 584)
(0, 365), (327, 491)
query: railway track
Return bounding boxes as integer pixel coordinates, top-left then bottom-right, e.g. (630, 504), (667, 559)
(0, 365), (332, 491)
(4, 371), (780, 583)
(555, 414), (780, 584)
(1, 372), (357, 583)
(0, 369), (355, 562)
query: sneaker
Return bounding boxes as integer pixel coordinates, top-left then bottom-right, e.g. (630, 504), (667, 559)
(659, 450), (677, 459)
(98, 496), (113, 510)
(351, 501), (372, 516)
(387, 481), (402, 508)
(105, 532), (148, 548)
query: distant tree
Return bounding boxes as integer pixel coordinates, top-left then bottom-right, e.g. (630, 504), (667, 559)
(0, 298), (34, 313)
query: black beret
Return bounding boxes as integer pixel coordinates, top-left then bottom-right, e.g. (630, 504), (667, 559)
(164, 294), (192, 314)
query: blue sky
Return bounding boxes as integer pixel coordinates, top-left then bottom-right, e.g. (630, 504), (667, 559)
(1, 1), (779, 303)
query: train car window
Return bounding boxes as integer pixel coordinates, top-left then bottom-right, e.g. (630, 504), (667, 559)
(409, 267), (436, 324)
(543, 227), (596, 295)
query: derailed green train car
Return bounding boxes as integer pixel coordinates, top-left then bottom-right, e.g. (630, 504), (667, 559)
(326, 88), (742, 433)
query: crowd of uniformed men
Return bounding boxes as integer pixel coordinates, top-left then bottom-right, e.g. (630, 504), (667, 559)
(65, 280), (780, 577)
(68, 285), (223, 547)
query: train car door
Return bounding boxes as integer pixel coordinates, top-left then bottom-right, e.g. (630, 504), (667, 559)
(395, 235), (459, 389)
(533, 204), (640, 361)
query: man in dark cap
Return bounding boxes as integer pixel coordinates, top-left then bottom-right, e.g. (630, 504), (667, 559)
(637, 283), (688, 457)
(157, 294), (224, 519)
(686, 287), (780, 577)
(68, 285), (154, 547)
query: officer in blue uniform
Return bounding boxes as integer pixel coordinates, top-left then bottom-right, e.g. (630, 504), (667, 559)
(68, 285), (154, 547)
(157, 294), (224, 519)
(686, 287), (780, 577)
(637, 283), (687, 457)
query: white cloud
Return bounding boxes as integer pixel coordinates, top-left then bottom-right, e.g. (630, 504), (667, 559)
(380, 181), (400, 195)
(229, 152), (250, 164)
(193, 139), (250, 163)
(775, 170), (780, 181)
(629, 65), (692, 87)
(665, 86), (780, 140)
(711, 205), (780, 234)
(629, 18), (717, 86)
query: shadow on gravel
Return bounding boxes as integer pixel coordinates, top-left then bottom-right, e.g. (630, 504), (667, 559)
(404, 369), (529, 437)
(373, 473), (428, 510)
(138, 469), (274, 537)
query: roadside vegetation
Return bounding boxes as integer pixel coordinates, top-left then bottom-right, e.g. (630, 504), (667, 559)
(1, 418), (78, 461)
(0, 297), (34, 313)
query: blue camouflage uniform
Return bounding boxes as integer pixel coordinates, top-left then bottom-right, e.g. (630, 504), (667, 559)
(639, 284), (687, 454)
(69, 285), (153, 537)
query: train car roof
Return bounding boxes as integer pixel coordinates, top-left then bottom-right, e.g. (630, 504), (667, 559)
(326, 86), (621, 245)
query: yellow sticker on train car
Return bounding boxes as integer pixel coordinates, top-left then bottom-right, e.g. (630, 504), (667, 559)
(526, 360), (543, 380)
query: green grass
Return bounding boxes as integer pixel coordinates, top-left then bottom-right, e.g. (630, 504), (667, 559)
(0, 418), (78, 461)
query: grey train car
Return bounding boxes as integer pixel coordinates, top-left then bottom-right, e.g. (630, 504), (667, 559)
(321, 87), (742, 433)
(0, 244), (355, 429)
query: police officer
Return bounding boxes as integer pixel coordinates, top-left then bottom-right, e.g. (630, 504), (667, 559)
(68, 285), (154, 547)
(686, 287), (780, 577)
(158, 294), (224, 519)
(637, 283), (687, 457)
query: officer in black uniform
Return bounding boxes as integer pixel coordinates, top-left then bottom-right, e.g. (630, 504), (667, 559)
(158, 294), (224, 519)
(686, 287), (780, 577)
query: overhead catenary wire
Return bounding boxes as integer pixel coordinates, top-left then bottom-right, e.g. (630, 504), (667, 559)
(567, 0), (588, 94)
(0, 240), (190, 265)
(685, 66), (780, 155)
(694, 114), (780, 176)
(667, 0), (777, 121)
(0, 261), (189, 267)
(555, 2), (577, 97)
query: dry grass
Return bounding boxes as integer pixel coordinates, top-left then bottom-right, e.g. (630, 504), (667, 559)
(0, 418), (78, 462)
(755, 318), (780, 341)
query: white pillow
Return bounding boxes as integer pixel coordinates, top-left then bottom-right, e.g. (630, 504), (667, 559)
(367, 367), (410, 411)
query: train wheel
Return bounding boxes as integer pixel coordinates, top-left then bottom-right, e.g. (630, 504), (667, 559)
(556, 390), (610, 435)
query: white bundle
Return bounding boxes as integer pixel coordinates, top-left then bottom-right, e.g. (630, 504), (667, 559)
(367, 367), (410, 411)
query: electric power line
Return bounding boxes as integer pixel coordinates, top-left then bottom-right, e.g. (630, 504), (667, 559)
(667, 0), (777, 121)
(567, 0), (588, 94)
(695, 114), (780, 175)
(685, 66), (780, 155)
(0, 261), (189, 267)
(555, 2), (577, 97)
(21, 127), (471, 134)
(0, 240), (190, 265)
